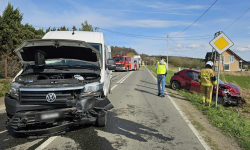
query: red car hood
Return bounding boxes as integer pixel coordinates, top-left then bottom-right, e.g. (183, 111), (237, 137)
(220, 83), (241, 95)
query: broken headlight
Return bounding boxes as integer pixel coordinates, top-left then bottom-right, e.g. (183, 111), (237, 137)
(83, 82), (104, 93)
(9, 83), (20, 100)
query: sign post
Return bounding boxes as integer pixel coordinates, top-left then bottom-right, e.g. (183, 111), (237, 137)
(209, 32), (234, 107)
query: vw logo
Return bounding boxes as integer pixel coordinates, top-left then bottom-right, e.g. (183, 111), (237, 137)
(46, 93), (56, 103)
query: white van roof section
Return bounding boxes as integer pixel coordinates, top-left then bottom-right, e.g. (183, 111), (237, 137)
(43, 31), (104, 44)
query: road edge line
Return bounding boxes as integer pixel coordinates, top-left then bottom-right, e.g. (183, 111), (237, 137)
(146, 67), (211, 150)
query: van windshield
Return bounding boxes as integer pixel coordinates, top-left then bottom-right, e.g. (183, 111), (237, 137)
(88, 43), (102, 55)
(114, 57), (124, 62)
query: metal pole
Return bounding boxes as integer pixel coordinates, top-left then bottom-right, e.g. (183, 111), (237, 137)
(5, 59), (7, 79)
(167, 35), (169, 71)
(215, 54), (221, 107)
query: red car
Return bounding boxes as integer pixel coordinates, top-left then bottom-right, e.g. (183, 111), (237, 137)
(170, 68), (242, 105)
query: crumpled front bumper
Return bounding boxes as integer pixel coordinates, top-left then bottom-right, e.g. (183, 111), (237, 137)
(5, 94), (113, 136)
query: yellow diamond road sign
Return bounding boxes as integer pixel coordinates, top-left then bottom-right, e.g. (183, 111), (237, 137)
(209, 32), (234, 55)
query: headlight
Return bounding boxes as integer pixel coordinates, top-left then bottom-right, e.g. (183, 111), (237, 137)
(10, 83), (20, 100)
(83, 82), (104, 93)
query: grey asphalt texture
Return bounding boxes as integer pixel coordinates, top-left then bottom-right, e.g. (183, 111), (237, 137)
(0, 68), (206, 150)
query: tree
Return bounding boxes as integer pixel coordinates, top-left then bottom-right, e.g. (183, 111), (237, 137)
(79, 20), (94, 31)
(72, 25), (77, 31)
(0, 3), (40, 58)
(0, 3), (24, 57)
(126, 52), (135, 58)
(46, 27), (51, 33)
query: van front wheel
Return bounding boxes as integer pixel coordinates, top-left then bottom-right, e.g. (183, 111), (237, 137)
(95, 111), (107, 127)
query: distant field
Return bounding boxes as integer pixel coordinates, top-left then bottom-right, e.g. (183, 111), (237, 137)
(221, 75), (250, 89)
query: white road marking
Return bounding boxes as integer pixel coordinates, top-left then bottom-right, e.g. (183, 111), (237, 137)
(111, 85), (117, 91)
(116, 72), (133, 84)
(35, 71), (133, 149)
(117, 72), (133, 84)
(35, 136), (58, 150)
(0, 130), (7, 134)
(146, 67), (211, 150)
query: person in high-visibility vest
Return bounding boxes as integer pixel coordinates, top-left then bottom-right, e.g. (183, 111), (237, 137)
(142, 61), (145, 71)
(155, 57), (167, 97)
(198, 61), (217, 107)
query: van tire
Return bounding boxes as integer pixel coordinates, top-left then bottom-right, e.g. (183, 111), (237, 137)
(95, 111), (107, 127)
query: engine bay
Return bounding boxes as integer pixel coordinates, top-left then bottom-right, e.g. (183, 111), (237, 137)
(15, 73), (100, 85)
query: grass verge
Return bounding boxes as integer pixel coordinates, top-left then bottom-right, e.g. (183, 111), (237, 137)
(147, 66), (250, 149)
(0, 79), (11, 98)
(178, 90), (250, 149)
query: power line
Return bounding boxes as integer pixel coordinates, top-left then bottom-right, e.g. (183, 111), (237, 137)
(98, 27), (166, 39)
(169, 37), (178, 44)
(223, 7), (250, 31)
(171, 0), (218, 36)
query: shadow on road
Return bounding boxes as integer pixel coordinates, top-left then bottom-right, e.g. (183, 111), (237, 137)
(134, 88), (158, 96)
(140, 80), (156, 85)
(100, 110), (174, 143)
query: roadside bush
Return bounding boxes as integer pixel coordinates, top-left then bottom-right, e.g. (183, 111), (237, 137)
(143, 57), (156, 65)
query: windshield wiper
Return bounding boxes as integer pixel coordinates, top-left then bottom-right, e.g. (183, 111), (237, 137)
(70, 65), (99, 70)
(44, 65), (70, 71)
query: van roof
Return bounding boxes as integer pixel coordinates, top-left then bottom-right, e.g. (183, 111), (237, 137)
(42, 31), (104, 44)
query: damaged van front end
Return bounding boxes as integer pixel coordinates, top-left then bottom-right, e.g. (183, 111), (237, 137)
(5, 39), (114, 137)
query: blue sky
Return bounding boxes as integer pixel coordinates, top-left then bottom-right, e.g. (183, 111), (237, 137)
(1, 0), (250, 60)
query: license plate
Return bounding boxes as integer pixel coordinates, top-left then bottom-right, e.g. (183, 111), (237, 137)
(41, 113), (59, 120)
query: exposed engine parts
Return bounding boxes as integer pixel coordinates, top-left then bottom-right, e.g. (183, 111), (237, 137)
(15, 73), (99, 83)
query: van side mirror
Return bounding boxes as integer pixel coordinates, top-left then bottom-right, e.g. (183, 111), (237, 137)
(107, 59), (116, 70)
(34, 50), (46, 66)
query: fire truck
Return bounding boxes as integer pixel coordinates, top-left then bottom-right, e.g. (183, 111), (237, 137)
(113, 55), (138, 71)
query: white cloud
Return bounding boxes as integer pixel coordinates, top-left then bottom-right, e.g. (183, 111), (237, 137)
(145, 2), (205, 10)
(235, 45), (250, 52)
(176, 44), (182, 48)
(186, 44), (200, 48)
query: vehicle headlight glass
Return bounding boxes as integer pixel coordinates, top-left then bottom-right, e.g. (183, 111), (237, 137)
(83, 82), (104, 93)
(10, 83), (20, 100)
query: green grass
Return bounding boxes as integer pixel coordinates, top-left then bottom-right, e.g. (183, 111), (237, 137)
(222, 75), (250, 89)
(147, 65), (175, 85)
(178, 90), (250, 149)
(0, 80), (11, 98)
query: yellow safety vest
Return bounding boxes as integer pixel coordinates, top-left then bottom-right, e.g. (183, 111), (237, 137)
(157, 62), (167, 74)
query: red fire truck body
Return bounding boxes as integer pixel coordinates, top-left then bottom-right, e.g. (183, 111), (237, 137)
(113, 56), (138, 71)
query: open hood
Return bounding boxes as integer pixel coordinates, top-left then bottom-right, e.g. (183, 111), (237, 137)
(14, 39), (102, 67)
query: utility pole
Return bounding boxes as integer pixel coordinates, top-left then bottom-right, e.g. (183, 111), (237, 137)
(167, 35), (169, 71)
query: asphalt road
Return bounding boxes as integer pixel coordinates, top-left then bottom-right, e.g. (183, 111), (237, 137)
(0, 67), (207, 150)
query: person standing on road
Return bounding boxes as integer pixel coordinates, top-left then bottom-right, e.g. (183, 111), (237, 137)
(155, 57), (168, 97)
(198, 61), (217, 107)
(142, 61), (145, 71)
